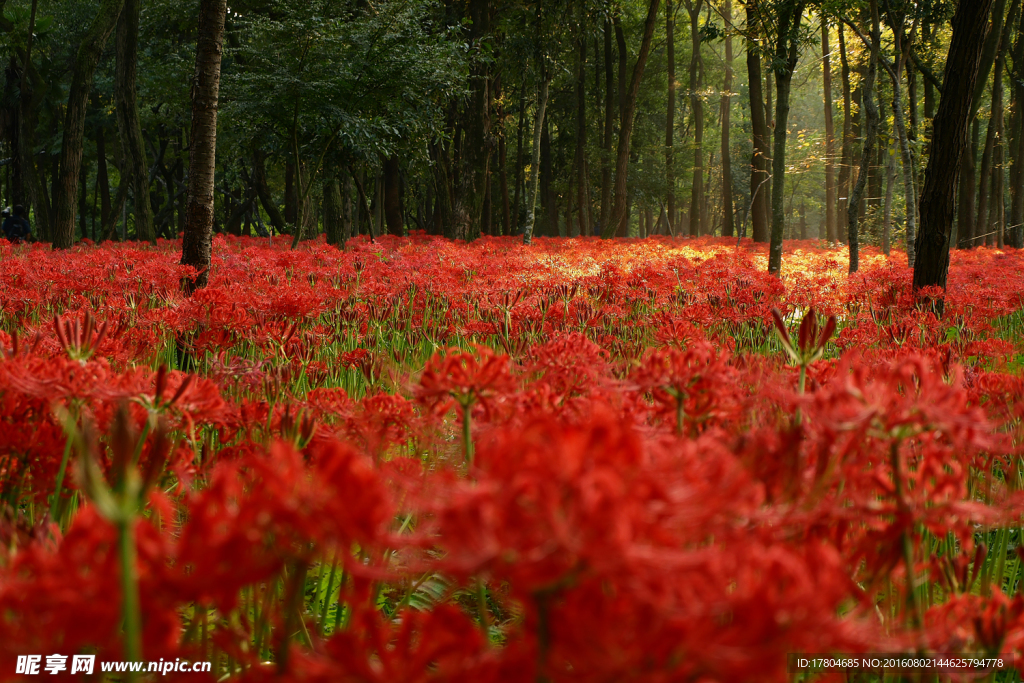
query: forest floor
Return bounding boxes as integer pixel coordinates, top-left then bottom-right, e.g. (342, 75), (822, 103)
(1, 234), (1024, 681)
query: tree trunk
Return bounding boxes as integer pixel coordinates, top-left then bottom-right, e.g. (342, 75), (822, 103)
(575, 6), (590, 238)
(1011, 4), (1024, 249)
(512, 92), (526, 232)
(844, 6), (880, 274)
(250, 151), (287, 234)
(383, 155), (403, 236)
(767, 0), (808, 274)
(52, 0), (125, 249)
(284, 162), (296, 225)
(746, 3), (770, 243)
(822, 18), (837, 242)
(665, 0), (676, 236)
(600, 21), (614, 234)
(498, 78), (510, 236)
(882, 135), (895, 254)
(604, 0), (662, 238)
(837, 26), (853, 242)
(541, 119), (554, 236)
(914, 0), (997, 293)
(977, 93), (998, 248)
(720, 0), (734, 237)
(957, 119), (979, 248)
(114, 0), (154, 244)
(181, 0), (226, 293)
(686, 0), (705, 237)
(324, 174), (343, 246)
(453, 0), (491, 240)
(522, 74), (550, 245)
(96, 125), (112, 231)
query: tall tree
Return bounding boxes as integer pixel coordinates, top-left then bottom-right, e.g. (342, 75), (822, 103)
(52, 0), (126, 249)
(822, 17), (837, 243)
(181, 0), (227, 293)
(115, 0), (155, 245)
(767, 0), (809, 275)
(603, 0), (663, 238)
(844, 5), (880, 274)
(720, 0), (735, 237)
(746, 2), (770, 242)
(1010, 2), (1024, 248)
(913, 0), (997, 294)
(522, 74), (550, 245)
(453, 0), (492, 240)
(836, 25), (853, 242)
(666, 0), (677, 236)
(685, 0), (705, 237)
(575, 1), (590, 237)
(600, 21), (615, 233)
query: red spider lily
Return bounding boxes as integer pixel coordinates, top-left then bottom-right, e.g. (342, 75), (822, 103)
(632, 342), (740, 436)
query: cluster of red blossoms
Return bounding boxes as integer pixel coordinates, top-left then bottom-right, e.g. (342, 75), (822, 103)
(1, 233), (1024, 681)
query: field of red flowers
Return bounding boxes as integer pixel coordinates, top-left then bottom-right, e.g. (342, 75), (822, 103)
(2, 233), (1024, 681)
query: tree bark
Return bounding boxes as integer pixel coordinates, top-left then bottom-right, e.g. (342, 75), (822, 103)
(767, 0), (808, 274)
(522, 74), (550, 245)
(52, 0), (125, 249)
(685, 0), (705, 237)
(383, 155), (403, 236)
(181, 0), (226, 293)
(822, 19), (837, 242)
(575, 5), (590, 238)
(837, 26), (853, 243)
(913, 0), (997, 294)
(453, 0), (491, 240)
(746, 3), (770, 243)
(720, 0), (734, 237)
(603, 0), (662, 238)
(666, 0), (677, 236)
(1010, 4), (1024, 249)
(324, 174), (343, 246)
(957, 118), (979, 248)
(600, 21), (614, 234)
(844, 6), (880, 274)
(115, 0), (155, 244)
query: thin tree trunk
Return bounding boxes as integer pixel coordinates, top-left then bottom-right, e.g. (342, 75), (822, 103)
(115, 0), (154, 244)
(604, 0), (662, 238)
(52, 0), (125, 249)
(720, 0), (734, 236)
(600, 21), (614, 233)
(181, 0), (226, 293)
(977, 83), (1000, 248)
(880, 7), (919, 266)
(1011, 4), (1024, 249)
(523, 75), (550, 245)
(324, 174), (343, 246)
(914, 0), (997, 293)
(844, 5), (880, 274)
(686, 0), (705, 237)
(383, 155), (403, 236)
(822, 18), (837, 242)
(882, 135), (895, 254)
(513, 91), (525, 231)
(249, 151), (287, 234)
(746, 3), (770, 243)
(837, 26), (853, 242)
(96, 125), (112, 230)
(666, 0), (676, 236)
(767, 0), (808, 274)
(957, 118), (979, 248)
(575, 5), (590, 238)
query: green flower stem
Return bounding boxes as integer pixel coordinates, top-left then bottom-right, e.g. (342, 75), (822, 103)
(118, 518), (142, 680)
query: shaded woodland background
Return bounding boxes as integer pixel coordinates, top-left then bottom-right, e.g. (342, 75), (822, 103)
(0, 0), (1011, 258)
